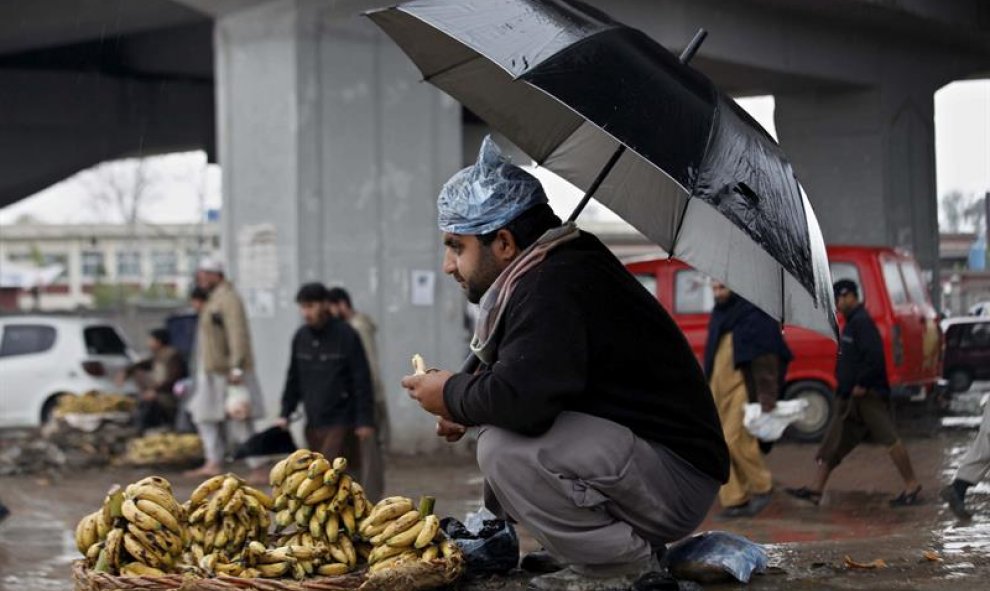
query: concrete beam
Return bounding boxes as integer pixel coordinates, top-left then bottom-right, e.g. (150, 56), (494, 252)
(0, 69), (214, 207)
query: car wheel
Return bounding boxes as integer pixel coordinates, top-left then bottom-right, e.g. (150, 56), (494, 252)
(947, 368), (973, 394)
(40, 393), (68, 425)
(783, 381), (834, 442)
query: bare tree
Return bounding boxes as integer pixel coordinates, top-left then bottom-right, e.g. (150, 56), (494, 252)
(940, 190), (965, 233)
(81, 157), (160, 225)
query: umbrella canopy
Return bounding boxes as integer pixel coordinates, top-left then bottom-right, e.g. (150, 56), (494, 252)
(368, 0), (837, 339)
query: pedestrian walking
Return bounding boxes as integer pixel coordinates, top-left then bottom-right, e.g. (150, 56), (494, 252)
(705, 282), (792, 518)
(123, 328), (187, 433)
(275, 283), (375, 469)
(942, 397), (990, 519)
(787, 279), (921, 507)
(185, 257), (267, 483)
(325, 286), (387, 502)
(401, 137), (728, 591)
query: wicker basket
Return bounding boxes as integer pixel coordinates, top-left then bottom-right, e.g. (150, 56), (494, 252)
(73, 558), (461, 591)
(74, 561), (366, 591)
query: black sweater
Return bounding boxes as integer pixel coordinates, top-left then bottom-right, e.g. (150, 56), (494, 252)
(443, 233), (730, 483)
(835, 305), (889, 398)
(280, 319), (374, 428)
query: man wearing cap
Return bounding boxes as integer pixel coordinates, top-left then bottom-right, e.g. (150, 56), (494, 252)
(787, 279), (921, 507)
(186, 257), (267, 481)
(402, 137), (728, 591)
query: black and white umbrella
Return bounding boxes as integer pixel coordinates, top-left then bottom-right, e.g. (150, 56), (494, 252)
(368, 0), (837, 338)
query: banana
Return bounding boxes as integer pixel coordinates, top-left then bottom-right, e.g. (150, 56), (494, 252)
(259, 548), (296, 564)
(367, 498), (414, 526)
(133, 476), (172, 493)
(368, 541), (408, 565)
(300, 558), (314, 575)
(199, 552), (218, 573)
(214, 561), (243, 576)
(287, 545), (324, 561)
(93, 547), (112, 573)
(339, 535), (357, 567)
(256, 561), (291, 578)
(275, 509), (293, 529)
(240, 567), (261, 578)
(232, 522), (248, 550)
(120, 562), (166, 576)
(223, 489), (245, 515)
(415, 515), (440, 549)
(282, 470), (310, 498)
(317, 562), (350, 576)
(292, 561), (307, 580)
(102, 485), (125, 524)
(314, 501), (330, 524)
(258, 508), (272, 530)
(285, 449), (317, 472)
(296, 476), (323, 500)
(214, 475), (241, 507)
(187, 504), (207, 524)
(386, 520), (425, 548)
(272, 493), (289, 511)
(287, 497), (301, 513)
(329, 475), (352, 512)
(440, 539), (459, 559)
(96, 511), (111, 539)
(307, 457), (331, 479)
(360, 521), (389, 540)
(214, 525), (229, 548)
(269, 458), (290, 487)
(327, 543), (350, 565)
(369, 551), (418, 573)
(127, 485), (182, 517)
(135, 499), (181, 535)
(243, 486), (273, 510)
(309, 514), (323, 540)
(125, 523), (170, 555)
(204, 494), (223, 526)
(303, 484), (336, 506)
(375, 510), (421, 543)
(122, 499), (162, 532)
(86, 541), (104, 564)
(203, 525), (216, 553)
(325, 513), (340, 543)
(294, 505), (314, 528)
(122, 532), (169, 570)
(421, 544), (439, 562)
(76, 512), (99, 553)
(323, 456), (348, 486)
(341, 506), (356, 535)
(189, 474), (226, 507)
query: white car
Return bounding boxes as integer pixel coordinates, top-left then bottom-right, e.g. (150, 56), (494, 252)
(0, 315), (136, 427)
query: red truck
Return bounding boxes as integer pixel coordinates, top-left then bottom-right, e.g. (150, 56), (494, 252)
(625, 246), (942, 441)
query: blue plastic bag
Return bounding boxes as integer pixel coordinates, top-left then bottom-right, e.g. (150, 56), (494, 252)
(664, 531), (767, 584)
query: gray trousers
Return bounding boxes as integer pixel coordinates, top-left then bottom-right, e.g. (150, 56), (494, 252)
(360, 433), (386, 503)
(956, 400), (990, 485)
(478, 412), (719, 573)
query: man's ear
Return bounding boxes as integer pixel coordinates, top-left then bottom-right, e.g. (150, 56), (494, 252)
(493, 228), (519, 261)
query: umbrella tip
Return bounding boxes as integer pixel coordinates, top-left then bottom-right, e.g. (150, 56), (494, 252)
(679, 28), (708, 64)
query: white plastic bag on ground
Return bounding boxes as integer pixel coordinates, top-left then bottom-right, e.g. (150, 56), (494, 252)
(743, 399), (809, 441)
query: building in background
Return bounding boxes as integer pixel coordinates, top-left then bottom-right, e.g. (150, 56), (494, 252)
(0, 222), (219, 311)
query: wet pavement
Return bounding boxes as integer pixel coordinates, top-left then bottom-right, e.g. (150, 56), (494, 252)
(2, 388), (988, 590)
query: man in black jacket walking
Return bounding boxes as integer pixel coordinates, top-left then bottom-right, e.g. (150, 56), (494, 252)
(402, 137), (728, 591)
(276, 283), (374, 465)
(787, 279), (921, 507)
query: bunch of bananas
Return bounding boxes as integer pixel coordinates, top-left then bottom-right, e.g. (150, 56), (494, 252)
(269, 450), (371, 553)
(184, 473), (273, 573)
(56, 391), (135, 416)
(76, 476), (186, 576)
(122, 433), (203, 466)
(360, 496), (458, 574)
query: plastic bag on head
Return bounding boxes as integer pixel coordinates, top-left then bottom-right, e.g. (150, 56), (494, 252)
(437, 135), (547, 235)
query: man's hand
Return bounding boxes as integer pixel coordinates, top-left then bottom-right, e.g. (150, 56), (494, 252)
(355, 426), (375, 441)
(401, 370), (453, 419)
(273, 417), (289, 430)
(852, 385), (868, 398)
(436, 418), (467, 443)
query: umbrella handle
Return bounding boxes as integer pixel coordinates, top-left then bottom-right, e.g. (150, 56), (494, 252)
(679, 28), (708, 64)
(567, 144), (627, 223)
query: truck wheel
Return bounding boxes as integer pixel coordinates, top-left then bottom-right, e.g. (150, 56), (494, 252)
(783, 381), (834, 442)
(947, 368), (973, 394)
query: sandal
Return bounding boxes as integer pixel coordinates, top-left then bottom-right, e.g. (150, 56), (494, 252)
(785, 486), (822, 505)
(889, 485), (922, 507)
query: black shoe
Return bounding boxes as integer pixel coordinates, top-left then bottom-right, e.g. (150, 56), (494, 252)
(746, 491), (772, 516)
(941, 485), (972, 520)
(521, 550), (565, 574)
(889, 485), (922, 507)
(716, 503), (752, 519)
(0, 501), (9, 525)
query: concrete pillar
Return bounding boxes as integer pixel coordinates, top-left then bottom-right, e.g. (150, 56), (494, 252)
(775, 83), (941, 301)
(215, 0), (464, 452)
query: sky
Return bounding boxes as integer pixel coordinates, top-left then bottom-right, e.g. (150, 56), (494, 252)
(0, 80), (987, 227)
